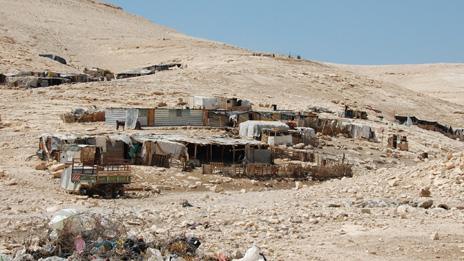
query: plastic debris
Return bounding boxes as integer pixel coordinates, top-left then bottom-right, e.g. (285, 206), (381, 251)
(49, 209), (80, 233)
(181, 199), (193, 208)
(233, 245), (267, 261)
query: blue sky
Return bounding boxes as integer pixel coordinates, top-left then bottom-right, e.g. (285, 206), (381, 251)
(106, 0), (464, 65)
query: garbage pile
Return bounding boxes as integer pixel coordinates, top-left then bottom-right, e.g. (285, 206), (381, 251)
(2, 209), (268, 261)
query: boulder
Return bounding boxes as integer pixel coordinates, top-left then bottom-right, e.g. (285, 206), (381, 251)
(418, 199), (433, 209)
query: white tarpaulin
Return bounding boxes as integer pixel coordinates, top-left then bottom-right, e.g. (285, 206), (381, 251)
(125, 108), (139, 129)
(108, 134), (132, 146)
(268, 135), (293, 146)
(139, 138), (188, 160)
(154, 140), (188, 159)
(239, 121), (289, 138)
(192, 96), (218, 109)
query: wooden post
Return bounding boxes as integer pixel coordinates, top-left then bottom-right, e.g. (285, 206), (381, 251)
(232, 146), (236, 164)
(210, 144), (212, 162)
(221, 146), (224, 163)
(194, 144), (198, 160)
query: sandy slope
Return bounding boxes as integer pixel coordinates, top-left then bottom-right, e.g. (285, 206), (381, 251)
(338, 63), (464, 106)
(0, 0), (463, 126)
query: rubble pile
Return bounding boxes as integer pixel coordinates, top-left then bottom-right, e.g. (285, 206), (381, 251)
(60, 107), (105, 123)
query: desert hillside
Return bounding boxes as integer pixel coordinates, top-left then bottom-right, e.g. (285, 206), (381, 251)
(338, 63), (464, 106)
(0, 0), (463, 126)
(1, 1), (464, 260)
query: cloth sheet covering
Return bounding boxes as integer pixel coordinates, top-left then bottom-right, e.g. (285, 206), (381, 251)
(141, 140), (188, 161)
(192, 96), (218, 109)
(239, 121), (289, 138)
(346, 124), (375, 140)
(95, 136), (107, 152)
(125, 108), (139, 129)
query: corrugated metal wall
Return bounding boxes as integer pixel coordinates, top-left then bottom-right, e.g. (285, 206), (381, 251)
(138, 109), (148, 126)
(105, 108), (127, 126)
(154, 109), (204, 127)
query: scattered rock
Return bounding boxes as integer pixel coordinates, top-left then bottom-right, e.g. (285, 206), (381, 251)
(419, 187), (431, 197)
(431, 232), (439, 240)
(6, 179), (17, 186)
(211, 185), (224, 193)
(388, 179), (399, 187)
(445, 162), (455, 170)
(437, 203), (449, 210)
(396, 205), (413, 217)
(294, 181), (303, 190)
(361, 208), (371, 214)
(418, 200), (433, 209)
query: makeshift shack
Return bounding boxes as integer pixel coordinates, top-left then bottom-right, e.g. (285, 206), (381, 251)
(38, 134), (133, 164)
(84, 67), (114, 81)
(239, 121), (289, 138)
(7, 76), (70, 88)
(207, 110), (230, 127)
(307, 117), (376, 141)
(116, 63), (181, 79)
(132, 135), (188, 167)
(105, 108), (155, 128)
(395, 115), (457, 140)
(0, 73), (5, 85)
(116, 68), (153, 79)
(60, 73), (89, 83)
(343, 106), (368, 120)
(60, 144), (97, 165)
(39, 54), (67, 64)
(135, 134), (266, 165)
(346, 124), (377, 140)
(217, 97), (252, 111)
(453, 128), (464, 141)
(38, 134), (91, 161)
(291, 127), (317, 145)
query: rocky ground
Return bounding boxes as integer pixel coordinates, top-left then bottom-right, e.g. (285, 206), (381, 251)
(1, 84), (464, 260)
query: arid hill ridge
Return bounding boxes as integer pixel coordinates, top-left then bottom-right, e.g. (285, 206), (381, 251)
(0, 0), (462, 126)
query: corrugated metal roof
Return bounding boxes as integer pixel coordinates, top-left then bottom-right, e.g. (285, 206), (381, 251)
(133, 133), (262, 146)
